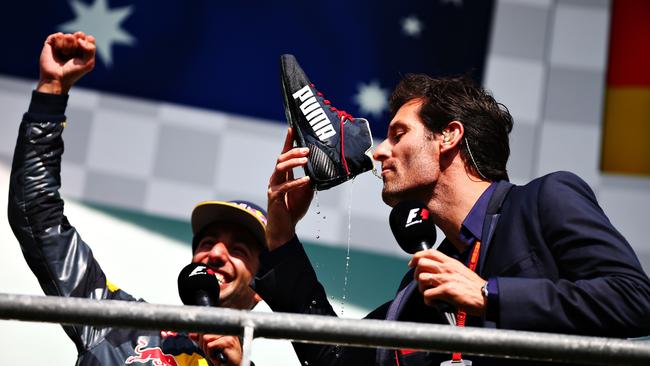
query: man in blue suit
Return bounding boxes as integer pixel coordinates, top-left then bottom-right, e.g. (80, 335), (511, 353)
(255, 74), (650, 365)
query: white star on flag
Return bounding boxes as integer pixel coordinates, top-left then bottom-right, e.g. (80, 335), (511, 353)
(401, 15), (424, 37)
(59, 0), (135, 67)
(354, 81), (389, 118)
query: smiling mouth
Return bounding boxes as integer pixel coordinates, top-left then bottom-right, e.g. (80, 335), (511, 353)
(206, 265), (227, 286)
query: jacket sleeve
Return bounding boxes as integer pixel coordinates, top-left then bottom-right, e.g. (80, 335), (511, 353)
(253, 236), (377, 365)
(496, 171), (650, 337)
(7, 91), (136, 353)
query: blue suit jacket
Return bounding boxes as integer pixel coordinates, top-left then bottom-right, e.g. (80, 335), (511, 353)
(478, 171), (650, 337)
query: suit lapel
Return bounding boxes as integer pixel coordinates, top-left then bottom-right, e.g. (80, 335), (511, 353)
(477, 180), (514, 276)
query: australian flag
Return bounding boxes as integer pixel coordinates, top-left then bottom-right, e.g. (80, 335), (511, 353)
(0, 0), (494, 138)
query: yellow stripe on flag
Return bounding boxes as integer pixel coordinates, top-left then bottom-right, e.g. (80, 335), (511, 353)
(601, 87), (650, 175)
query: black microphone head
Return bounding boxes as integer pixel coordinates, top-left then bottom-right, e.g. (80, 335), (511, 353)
(177, 263), (220, 307)
(389, 201), (437, 254)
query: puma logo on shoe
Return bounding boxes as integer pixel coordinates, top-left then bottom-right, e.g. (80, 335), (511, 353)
(292, 85), (337, 141)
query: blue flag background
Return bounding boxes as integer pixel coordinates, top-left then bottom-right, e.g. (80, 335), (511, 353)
(0, 0), (494, 138)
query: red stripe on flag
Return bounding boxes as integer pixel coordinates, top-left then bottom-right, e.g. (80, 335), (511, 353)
(607, 0), (650, 86)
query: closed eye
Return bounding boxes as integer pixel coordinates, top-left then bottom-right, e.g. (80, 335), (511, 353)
(390, 131), (405, 143)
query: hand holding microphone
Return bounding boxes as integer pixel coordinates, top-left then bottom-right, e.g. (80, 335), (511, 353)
(390, 201), (488, 318)
(178, 263), (237, 365)
(389, 201), (457, 324)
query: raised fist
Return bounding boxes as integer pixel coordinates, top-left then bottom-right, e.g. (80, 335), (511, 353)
(37, 32), (96, 95)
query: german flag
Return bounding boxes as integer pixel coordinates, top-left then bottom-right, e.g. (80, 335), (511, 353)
(601, 0), (650, 175)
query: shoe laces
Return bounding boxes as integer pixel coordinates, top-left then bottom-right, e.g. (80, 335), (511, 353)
(311, 83), (354, 122)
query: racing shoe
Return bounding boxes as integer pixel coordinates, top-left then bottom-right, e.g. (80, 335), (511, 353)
(280, 54), (374, 190)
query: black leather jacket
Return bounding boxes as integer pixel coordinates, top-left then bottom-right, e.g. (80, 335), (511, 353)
(8, 91), (211, 366)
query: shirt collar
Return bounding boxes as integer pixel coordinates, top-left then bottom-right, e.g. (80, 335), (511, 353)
(459, 182), (497, 246)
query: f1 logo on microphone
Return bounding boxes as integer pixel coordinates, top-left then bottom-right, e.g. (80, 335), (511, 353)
(405, 208), (429, 227)
(188, 265), (214, 277)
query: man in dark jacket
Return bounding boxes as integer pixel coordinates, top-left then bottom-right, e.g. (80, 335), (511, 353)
(8, 32), (268, 366)
(255, 74), (650, 365)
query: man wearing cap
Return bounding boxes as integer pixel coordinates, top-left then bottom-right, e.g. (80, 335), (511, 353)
(7, 32), (274, 366)
(191, 200), (268, 311)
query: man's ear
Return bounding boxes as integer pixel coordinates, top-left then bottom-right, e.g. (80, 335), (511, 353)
(440, 121), (464, 152)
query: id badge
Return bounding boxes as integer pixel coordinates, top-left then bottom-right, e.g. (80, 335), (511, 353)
(440, 359), (472, 366)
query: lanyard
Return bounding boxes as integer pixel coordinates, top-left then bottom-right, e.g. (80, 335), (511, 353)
(451, 240), (482, 362)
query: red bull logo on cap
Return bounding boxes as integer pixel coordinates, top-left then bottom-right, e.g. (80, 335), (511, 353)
(126, 338), (178, 366)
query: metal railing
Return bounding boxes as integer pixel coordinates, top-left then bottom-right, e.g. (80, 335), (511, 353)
(0, 293), (648, 366)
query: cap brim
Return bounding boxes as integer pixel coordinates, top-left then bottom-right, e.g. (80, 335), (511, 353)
(191, 201), (267, 250)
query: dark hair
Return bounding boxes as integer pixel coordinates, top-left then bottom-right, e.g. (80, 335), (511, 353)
(390, 74), (513, 181)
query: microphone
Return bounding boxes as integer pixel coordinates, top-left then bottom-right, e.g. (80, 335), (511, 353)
(389, 201), (456, 325)
(389, 200), (437, 254)
(177, 263), (228, 363)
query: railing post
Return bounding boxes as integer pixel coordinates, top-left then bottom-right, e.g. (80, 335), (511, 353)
(240, 323), (255, 366)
